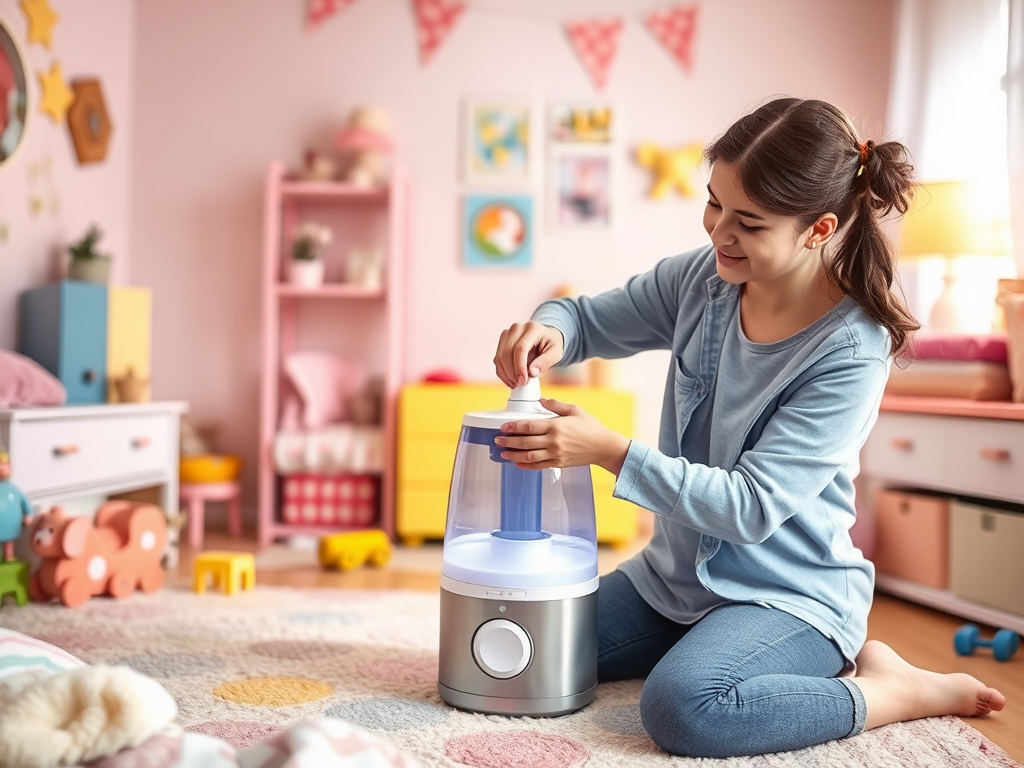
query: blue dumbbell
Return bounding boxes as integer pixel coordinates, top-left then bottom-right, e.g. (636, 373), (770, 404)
(954, 624), (1020, 662)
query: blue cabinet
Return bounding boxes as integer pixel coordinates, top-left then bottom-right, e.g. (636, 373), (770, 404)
(19, 282), (108, 404)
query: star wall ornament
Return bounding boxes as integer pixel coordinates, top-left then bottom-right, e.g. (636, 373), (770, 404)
(635, 141), (703, 199)
(20, 0), (59, 49)
(38, 62), (74, 124)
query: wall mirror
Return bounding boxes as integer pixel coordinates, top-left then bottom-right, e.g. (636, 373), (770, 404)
(0, 17), (28, 166)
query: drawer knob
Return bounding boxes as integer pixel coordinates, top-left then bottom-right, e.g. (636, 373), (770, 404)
(890, 437), (913, 451)
(52, 444), (80, 457)
(82, 370), (98, 383)
(980, 448), (1011, 462)
(132, 436), (152, 449)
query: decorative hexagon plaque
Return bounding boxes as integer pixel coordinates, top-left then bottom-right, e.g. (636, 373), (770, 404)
(67, 78), (112, 164)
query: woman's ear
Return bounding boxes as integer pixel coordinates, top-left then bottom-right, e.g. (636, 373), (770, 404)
(805, 214), (839, 249)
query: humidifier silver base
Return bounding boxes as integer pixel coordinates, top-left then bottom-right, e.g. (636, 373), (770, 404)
(437, 577), (598, 717)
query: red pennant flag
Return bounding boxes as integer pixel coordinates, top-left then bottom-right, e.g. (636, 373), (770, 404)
(564, 18), (624, 91)
(644, 4), (700, 75)
(307, 0), (358, 33)
(411, 0), (466, 65)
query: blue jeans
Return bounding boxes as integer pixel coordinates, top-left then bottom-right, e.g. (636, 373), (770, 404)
(597, 570), (867, 757)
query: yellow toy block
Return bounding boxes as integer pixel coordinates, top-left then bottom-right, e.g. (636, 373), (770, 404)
(319, 530), (392, 571)
(194, 551), (256, 595)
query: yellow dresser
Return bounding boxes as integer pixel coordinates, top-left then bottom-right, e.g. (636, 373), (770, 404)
(106, 286), (152, 402)
(397, 383), (639, 548)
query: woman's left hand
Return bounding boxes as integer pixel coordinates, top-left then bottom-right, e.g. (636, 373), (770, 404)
(496, 398), (630, 476)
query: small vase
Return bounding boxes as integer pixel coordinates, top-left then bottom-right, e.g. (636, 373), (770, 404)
(68, 257), (111, 284)
(287, 258), (325, 288)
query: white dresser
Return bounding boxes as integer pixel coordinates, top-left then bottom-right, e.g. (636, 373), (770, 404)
(860, 395), (1024, 633)
(0, 402), (188, 512)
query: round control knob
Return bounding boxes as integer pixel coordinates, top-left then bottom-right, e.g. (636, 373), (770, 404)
(472, 619), (532, 679)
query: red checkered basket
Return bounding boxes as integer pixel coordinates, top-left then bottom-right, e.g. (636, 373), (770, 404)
(281, 473), (380, 526)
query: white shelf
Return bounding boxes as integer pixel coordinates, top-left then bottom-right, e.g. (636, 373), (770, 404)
(875, 573), (1024, 634)
(276, 284), (385, 300)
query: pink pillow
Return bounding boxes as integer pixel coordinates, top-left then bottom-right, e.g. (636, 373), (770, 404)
(0, 350), (67, 408)
(281, 352), (363, 430)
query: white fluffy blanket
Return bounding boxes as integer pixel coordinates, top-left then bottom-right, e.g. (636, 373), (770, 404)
(0, 664), (178, 768)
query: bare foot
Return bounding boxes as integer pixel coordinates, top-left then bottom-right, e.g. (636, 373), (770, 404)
(849, 640), (1006, 731)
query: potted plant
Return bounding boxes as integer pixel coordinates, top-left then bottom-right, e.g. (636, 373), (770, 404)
(288, 221), (332, 287)
(67, 225), (111, 284)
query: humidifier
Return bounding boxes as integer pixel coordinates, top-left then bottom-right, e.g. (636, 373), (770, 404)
(437, 378), (598, 717)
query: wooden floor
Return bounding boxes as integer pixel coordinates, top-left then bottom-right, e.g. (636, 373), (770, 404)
(176, 530), (1024, 764)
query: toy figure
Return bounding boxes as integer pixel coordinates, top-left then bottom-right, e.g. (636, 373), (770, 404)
(0, 449), (32, 562)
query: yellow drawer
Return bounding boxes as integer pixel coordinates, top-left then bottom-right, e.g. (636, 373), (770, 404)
(398, 434), (459, 484)
(400, 384), (507, 434)
(400, 383), (635, 435)
(397, 485), (450, 544)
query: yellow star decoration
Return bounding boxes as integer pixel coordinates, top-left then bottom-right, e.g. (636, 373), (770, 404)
(20, 0), (59, 50)
(635, 142), (704, 200)
(38, 62), (74, 124)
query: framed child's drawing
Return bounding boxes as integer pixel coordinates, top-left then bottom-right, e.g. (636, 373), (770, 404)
(548, 102), (615, 146)
(549, 148), (613, 230)
(463, 193), (534, 269)
(546, 101), (617, 231)
(462, 98), (532, 185)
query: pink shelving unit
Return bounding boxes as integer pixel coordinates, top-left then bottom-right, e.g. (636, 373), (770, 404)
(258, 161), (410, 548)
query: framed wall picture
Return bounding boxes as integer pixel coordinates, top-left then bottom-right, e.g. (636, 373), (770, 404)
(549, 150), (613, 229)
(548, 101), (615, 146)
(546, 101), (617, 231)
(0, 17), (30, 166)
(463, 193), (533, 269)
(462, 98), (531, 185)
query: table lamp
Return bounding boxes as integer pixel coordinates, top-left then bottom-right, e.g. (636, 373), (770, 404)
(898, 180), (1012, 332)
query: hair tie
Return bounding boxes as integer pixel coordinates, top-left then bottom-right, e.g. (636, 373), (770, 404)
(856, 140), (875, 177)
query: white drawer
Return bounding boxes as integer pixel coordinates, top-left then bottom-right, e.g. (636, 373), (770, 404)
(944, 417), (1024, 503)
(14, 414), (172, 495)
(861, 413), (946, 486)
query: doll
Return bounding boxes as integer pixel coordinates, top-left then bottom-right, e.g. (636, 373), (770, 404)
(0, 450), (33, 562)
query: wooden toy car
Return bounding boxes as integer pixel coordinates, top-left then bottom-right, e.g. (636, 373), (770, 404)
(318, 529), (392, 571)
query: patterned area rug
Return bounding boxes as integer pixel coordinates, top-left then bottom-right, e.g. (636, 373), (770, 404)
(0, 586), (1018, 768)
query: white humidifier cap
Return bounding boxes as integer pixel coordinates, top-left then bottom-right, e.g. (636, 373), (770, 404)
(507, 376), (542, 411)
(461, 377), (554, 427)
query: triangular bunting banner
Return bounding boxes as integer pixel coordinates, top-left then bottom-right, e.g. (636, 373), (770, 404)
(644, 4), (700, 75)
(411, 0), (466, 65)
(564, 18), (624, 91)
(307, 0), (358, 33)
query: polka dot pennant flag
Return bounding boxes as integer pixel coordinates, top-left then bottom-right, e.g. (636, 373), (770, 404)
(644, 3), (700, 75)
(411, 0), (466, 65)
(306, 0), (359, 33)
(563, 18), (624, 91)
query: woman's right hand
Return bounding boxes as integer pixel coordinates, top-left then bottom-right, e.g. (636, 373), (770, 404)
(493, 322), (565, 388)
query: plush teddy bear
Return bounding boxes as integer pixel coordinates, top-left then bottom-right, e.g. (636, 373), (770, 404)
(335, 106), (396, 187)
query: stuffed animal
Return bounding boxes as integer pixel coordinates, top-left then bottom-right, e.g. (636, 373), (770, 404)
(335, 106), (396, 187)
(28, 501), (167, 608)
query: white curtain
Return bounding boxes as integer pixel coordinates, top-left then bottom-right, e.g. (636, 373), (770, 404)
(886, 0), (1016, 326)
(1008, 0), (1024, 276)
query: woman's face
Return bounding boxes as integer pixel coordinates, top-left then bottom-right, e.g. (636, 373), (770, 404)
(703, 161), (817, 287)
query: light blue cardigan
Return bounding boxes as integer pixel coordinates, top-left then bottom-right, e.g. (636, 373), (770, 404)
(532, 245), (890, 661)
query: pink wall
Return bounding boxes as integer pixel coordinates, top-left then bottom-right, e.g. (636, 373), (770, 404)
(0, 0), (134, 349)
(126, 0), (896, 527)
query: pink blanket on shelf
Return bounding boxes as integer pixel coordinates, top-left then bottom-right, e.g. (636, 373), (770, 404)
(908, 334), (1008, 363)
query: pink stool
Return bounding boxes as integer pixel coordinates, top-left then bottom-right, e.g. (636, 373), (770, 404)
(179, 481), (243, 550)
